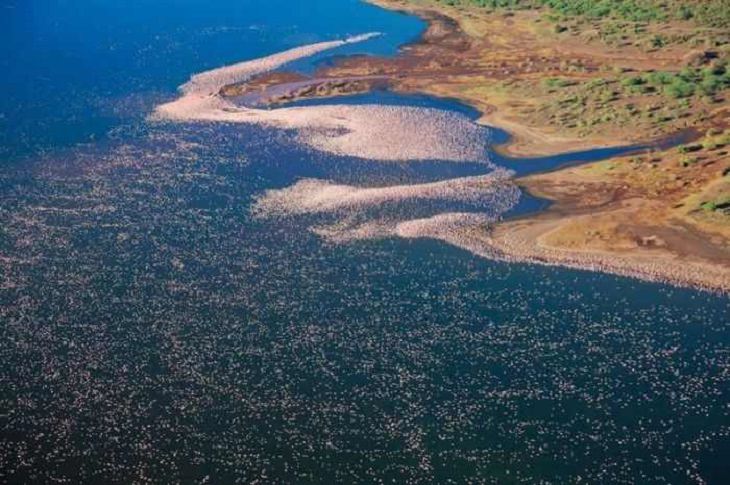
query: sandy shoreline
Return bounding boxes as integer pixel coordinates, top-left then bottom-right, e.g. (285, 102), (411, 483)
(159, 0), (730, 293)
(488, 218), (730, 293)
(362, 0), (730, 292)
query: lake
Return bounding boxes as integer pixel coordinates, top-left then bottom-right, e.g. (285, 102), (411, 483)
(0, 0), (728, 483)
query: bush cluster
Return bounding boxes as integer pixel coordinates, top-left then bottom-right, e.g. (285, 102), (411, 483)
(436, 0), (729, 28)
(642, 63), (730, 98)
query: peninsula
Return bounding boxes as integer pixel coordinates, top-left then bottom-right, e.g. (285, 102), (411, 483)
(222, 0), (730, 291)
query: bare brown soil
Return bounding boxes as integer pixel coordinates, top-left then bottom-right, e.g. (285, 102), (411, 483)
(223, 76), (389, 106)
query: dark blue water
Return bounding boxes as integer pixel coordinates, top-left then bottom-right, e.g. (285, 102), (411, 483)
(0, 0), (423, 162)
(0, 1), (728, 484)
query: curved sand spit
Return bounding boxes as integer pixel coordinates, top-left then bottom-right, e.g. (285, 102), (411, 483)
(251, 170), (517, 217)
(153, 34), (492, 162)
(252, 172), (520, 245)
(396, 216), (730, 293)
(312, 212), (498, 244)
(180, 33), (381, 96)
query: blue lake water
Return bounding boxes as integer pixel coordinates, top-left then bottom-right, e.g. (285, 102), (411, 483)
(0, 0), (423, 161)
(0, 1), (728, 484)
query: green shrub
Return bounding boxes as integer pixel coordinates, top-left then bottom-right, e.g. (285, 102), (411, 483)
(650, 35), (665, 48)
(700, 77), (722, 96)
(679, 156), (699, 167)
(678, 5), (693, 20)
(678, 144), (702, 153)
(543, 77), (573, 88)
(621, 76), (645, 87)
(701, 198), (730, 212)
(665, 79), (695, 98)
(440, 0), (729, 29)
(647, 72), (674, 85)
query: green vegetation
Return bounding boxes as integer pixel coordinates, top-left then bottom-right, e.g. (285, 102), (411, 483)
(435, 0), (730, 28)
(701, 197), (730, 212)
(702, 130), (730, 149)
(678, 144), (703, 154)
(676, 129), (730, 171)
(542, 77), (574, 89)
(639, 63), (730, 98)
(521, 62), (729, 138)
(679, 156), (699, 167)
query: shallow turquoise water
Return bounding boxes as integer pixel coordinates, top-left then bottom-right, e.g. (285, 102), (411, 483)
(0, 1), (728, 484)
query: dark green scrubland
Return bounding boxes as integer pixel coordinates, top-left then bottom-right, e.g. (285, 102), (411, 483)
(436, 0), (730, 28)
